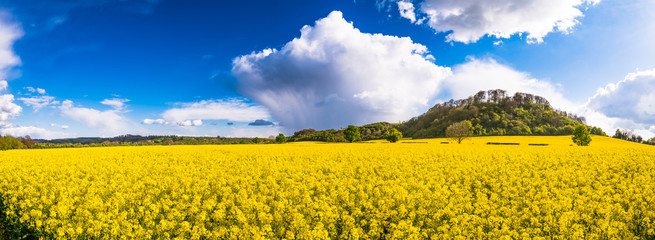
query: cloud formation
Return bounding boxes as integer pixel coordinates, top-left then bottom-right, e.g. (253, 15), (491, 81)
(397, 1), (417, 23)
(0, 125), (68, 139)
(0, 11), (23, 78)
(177, 119), (203, 127)
(0, 13), (23, 124)
(18, 95), (59, 111)
(161, 98), (271, 123)
(59, 100), (129, 135)
(141, 118), (167, 125)
(583, 69), (655, 138)
(390, 0), (599, 43)
(232, 11), (452, 130)
(101, 98), (130, 111)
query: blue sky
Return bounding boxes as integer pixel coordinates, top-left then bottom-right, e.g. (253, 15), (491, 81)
(0, 0), (654, 139)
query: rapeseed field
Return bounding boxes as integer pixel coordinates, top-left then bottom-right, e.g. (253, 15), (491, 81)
(1, 136), (654, 239)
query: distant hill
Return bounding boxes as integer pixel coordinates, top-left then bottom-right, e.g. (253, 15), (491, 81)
(398, 89), (606, 138)
(289, 89), (606, 142)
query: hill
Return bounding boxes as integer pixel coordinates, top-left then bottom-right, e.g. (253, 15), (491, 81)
(398, 89), (606, 138)
(289, 89), (606, 142)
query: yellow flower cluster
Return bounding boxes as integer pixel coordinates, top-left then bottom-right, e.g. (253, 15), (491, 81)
(1, 136), (654, 239)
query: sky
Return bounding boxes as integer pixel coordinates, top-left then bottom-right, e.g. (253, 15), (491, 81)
(0, 0), (654, 139)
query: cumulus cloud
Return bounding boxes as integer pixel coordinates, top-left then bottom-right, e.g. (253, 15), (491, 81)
(232, 11), (452, 130)
(388, 0), (599, 43)
(59, 100), (129, 134)
(101, 98), (130, 110)
(18, 95), (59, 111)
(0, 126), (68, 139)
(177, 119), (203, 127)
(161, 98), (271, 123)
(443, 57), (574, 111)
(141, 118), (167, 125)
(0, 81), (21, 122)
(0, 13), (23, 124)
(397, 1), (417, 23)
(583, 69), (655, 138)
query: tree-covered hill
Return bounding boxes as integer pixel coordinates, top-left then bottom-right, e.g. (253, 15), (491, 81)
(288, 89), (607, 142)
(398, 89), (606, 138)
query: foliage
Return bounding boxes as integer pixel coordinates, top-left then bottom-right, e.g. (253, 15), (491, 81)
(343, 125), (360, 143)
(252, 137), (261, 144)
(289, 122), (395, 143)
(0, 136), (654, 239)
(398, 89), (605, 138)
(572, 125), (592, 146)
(613, 129), (645, 143)
(0, 136), (26, 151)
(446, 120), (473, 144)
(275, 133), (287, 144)
(384, 128), (402, 143)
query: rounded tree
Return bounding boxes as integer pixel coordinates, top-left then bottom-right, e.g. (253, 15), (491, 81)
(275, 133), (287, 144)
(572, 125), (592, 146)
(343, 125), (360, 143)
(446, 120), (473, 144)
(384, 128), (403, 143)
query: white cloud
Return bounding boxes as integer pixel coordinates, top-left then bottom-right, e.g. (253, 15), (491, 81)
(25, 87), (46, 94)
(390, 0), (599, 43)
(50, 123), (69, 129)
(232, 11), (452, 130)
(161, 98), (271, 123)
(59, 100), (129, 135)
(397, 1), (417, 23)
(0, 91), (21, 122)
(101, 98), (130, 110)
(141, 118), (167, 125)
(177, 119), (203, 127)
(0, 126), (68, 139)
(0, 13), (23, 124)
(0, 11), (23, 79)
(443, 57), (575, 111)
(18, 95), (59, 111)
(583, 69), (655, 138)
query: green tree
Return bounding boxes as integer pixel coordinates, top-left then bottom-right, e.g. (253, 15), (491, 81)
(275, 133), (287, 144)
(446, 120), (472, 144)
(384, 128), (403, 143)
(572, 125), (592, 146)
(252, 137), (261, 144)
(343, 125), (360, 143)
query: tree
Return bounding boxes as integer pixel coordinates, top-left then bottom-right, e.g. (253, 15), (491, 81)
(384, 128), (402, 143)
(343, 125), (360, 143)
(572, 125), (592, 146)
(19, 135), (36, 149)
(252, 137), (261, 144)
(275, 133), (287, 144)
(446, 120), (472, 144)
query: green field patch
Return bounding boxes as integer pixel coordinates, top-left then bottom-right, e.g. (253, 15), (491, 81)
(487, 142), (520, 145)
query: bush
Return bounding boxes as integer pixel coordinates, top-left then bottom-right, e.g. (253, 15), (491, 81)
(384, 128), (402, 143)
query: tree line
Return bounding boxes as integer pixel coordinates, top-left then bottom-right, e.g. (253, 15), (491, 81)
(613, 129), (655, 145)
